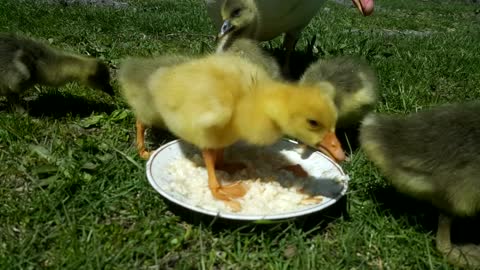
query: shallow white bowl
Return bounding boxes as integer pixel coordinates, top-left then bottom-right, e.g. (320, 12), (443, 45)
(146, 139), (349, 222)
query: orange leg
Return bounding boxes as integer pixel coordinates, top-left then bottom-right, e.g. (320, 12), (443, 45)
(214, 149), (247, 174)
(136, 119), (150, 159)
(202, 149), (247, 211)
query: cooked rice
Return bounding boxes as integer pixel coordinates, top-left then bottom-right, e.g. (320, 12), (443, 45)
(164, 147), (349, 215)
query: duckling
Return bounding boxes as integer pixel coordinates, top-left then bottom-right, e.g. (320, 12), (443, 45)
(359, 102), (480, 268)
(118, 55), (191, 159)
(218, 37), (281, 80)
(143, 53), (345, 211)
(0, 33), (114, 113)
(208, 0), (374, 76)
(299, 56), (378, 129)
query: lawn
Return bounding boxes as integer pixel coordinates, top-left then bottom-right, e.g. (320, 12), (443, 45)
(1, 0), (480, 269)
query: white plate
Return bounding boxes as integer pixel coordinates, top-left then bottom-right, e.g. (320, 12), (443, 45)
(146, 139), (349, 222)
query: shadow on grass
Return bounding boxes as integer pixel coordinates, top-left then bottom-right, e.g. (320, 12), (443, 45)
(370, 185), (480, 245)
(25, 91), (116, 118)
(452, 216), (480, 245)
(371, 186), (439, 232)
(163, 193), (348, 235)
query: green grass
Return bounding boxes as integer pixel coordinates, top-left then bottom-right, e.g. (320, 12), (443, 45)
(1, 0), (480, 269)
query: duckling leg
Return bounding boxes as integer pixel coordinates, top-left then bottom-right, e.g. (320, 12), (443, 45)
(282, 31), (300, 79)
(202, 149), (246, 211)
(306, 34), (317, 57)
(6, 93), (26, 114)
(214, 148), (247, 174)
(135, 119), (150, 159)
(210, 149), (247, 198)
(436, 213), (480, 268)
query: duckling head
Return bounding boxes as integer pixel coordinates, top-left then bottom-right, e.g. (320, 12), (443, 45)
(86, 61), (115, 96)
(266, 86), (346, 162)
(218, 0), (258, 39)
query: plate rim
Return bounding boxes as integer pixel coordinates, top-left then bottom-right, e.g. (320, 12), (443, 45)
(146, 138), (348, 221)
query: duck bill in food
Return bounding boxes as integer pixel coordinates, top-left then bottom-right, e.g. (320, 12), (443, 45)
(218, 20), (235, 39)
(352, 0), (374, 16)
(316, 131), (346, 163)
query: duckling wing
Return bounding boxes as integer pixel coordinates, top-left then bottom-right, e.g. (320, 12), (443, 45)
(148, 60), (243, 147)
(156, 87), (236, 148)
(156, 77), (235, 129)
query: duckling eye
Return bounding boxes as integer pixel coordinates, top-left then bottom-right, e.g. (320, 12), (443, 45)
(307, 119), (320, 128)
(231, 8), (242, 17)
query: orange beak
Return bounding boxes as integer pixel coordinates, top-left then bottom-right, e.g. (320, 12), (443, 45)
(352, 0), (374, 16)
(316, 132), (346, 163)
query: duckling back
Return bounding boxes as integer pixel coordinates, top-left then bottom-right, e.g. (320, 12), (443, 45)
(359, 102), (480, 217)
(147, 53), (272, 149)
(218, 38), (281, 80)
(118, 55), (191, 128)
(300, 56), (378, 128)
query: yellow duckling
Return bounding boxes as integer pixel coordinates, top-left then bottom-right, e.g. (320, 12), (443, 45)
(359, 102), (480, 268)
(118, 55), (191, 159)
(0, 33), (114, 112)
(299, 56), (378, 129)
(125, 53), (345, 210)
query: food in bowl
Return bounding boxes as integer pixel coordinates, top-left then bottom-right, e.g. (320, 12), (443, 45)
(161, 145), (349, 215)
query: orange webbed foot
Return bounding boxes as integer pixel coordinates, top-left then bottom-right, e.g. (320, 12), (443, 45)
(203, 148), (248, 212)
(217, 181), (247, 198)
(210, 184), (246, 212)
(223, 200), (242, 212)
(139, 149), (151, 160)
